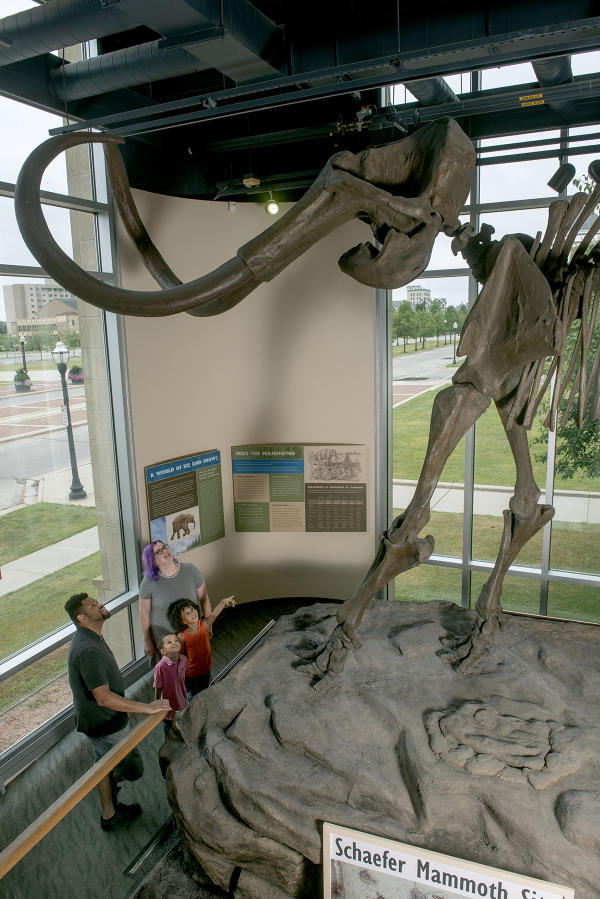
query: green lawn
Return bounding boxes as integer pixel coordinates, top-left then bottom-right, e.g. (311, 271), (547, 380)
(0, 360), (57, 371)
(393, 387), (600, 492)
(392, 338), (448, 357)
(0, 553), (101, 661)
(391, 510), (600, 624)
(0, 502), (97, 564)
(395, 559), (600, 625)
(1, 646), (69, 713)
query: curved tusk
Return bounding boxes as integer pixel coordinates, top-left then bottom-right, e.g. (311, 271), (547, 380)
(103, 142), (182, 290)
(15, 132), (259, 317)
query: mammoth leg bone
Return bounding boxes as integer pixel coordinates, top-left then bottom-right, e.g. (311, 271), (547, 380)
(445, 382), (554, 668)
(296, 383), (490, 690)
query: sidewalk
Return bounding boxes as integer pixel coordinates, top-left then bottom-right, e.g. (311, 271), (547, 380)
(393, 480), (600, 524)
(0, 526), (99, 597)
(0, 462), (97, 596)
(0, 374), (87, 442)
(0, 461), (95, 512)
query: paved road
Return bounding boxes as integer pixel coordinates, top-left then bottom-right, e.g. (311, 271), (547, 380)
(393, 343), (458, 382)
(1, 425), (91, 479)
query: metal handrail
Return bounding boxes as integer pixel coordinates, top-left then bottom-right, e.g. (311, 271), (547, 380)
(0, 711), (166, 879)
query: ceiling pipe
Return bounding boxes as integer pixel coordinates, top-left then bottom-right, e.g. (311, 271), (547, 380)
(50, 40), (210, 101)
(532, 55), (573, 114)
(0, 0), (139, 65)
(404, 76), (458, 107)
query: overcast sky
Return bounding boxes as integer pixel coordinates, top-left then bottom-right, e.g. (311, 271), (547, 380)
(0, 0), (598, 321)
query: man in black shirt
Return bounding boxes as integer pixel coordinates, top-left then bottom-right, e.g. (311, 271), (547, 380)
(65, 593), (170, 831)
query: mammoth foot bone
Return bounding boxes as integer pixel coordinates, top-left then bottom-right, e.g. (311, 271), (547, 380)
(441, 610), (505, 671)
(443, 503), (555, 669)
(294, 528), (434, 692)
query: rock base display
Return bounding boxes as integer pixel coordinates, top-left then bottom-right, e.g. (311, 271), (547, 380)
(162, 600), (600, 898)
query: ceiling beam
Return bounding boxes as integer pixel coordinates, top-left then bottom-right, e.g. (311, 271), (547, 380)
(48, 16), (600, 137)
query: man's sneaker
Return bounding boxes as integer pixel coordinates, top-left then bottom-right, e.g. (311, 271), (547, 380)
(100, 801), (142, 831)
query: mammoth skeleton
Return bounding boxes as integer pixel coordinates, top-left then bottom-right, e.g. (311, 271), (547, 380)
(15, 119), (600, 689)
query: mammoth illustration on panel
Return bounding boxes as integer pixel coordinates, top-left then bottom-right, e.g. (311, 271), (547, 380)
(15, 119), (600, 689)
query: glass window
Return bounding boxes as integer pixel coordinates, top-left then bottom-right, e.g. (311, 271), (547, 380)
(570, 50), (600, 77)
(0, 90), (129, 761)
(478, 208), (550, 242)
(0, 648), (72, 755)
(472, 403), (547, 568)
(390, 119), (600, 623)
(428, 217), (472, 270)
(546, 582), (600, 624)
(481, 62), (535, 90)
(0, 107), (93, 201)
(395, 564), (462, 605)
(393, 386), (465, 559)
(471, 571), (542, 616)
(392, 275), (470, 562)
(0, 607), (133, 754)
(479, 131), (561, 160)
(548, 312), (600, 578)
(479, 157), (558, 203)
(0, 198), (94, 266)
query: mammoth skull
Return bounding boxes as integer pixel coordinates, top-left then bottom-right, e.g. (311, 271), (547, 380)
(15, 118), (474, 318)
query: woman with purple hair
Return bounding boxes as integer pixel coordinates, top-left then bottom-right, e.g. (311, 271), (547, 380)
(139, 541), (212, 658)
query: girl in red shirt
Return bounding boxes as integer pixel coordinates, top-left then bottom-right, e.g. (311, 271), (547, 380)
(168, 595), (235, 696)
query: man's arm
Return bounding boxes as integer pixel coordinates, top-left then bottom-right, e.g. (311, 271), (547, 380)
(92, 683), (170, 715)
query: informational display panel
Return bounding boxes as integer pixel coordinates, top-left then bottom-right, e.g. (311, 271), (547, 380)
(231, 444), (367, 533)
(145, 450), (225, 554)
(323, 823), (574, 899)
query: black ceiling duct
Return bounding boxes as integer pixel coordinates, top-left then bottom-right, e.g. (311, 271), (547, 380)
(532, 55), (573, 114)
(50, 40), (210, 101)
(405, 76), (458, 107)
(0, 0), (138, 65)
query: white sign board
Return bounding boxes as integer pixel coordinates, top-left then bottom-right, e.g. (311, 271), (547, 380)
(323, 823), (574, 899)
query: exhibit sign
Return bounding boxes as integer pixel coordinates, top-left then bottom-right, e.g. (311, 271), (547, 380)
(231, 444), (367, 532)
(323, 823), (574, 899)
(145, 450), (225, 554)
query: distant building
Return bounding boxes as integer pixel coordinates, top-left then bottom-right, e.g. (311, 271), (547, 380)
(406, 285), (431, 308)
(4, 280), (77, 334)
(392, 288), (447, 311)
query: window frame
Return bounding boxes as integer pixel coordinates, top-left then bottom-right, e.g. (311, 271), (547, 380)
(389, 118), (600, 614)
(0, 142), (145, 788)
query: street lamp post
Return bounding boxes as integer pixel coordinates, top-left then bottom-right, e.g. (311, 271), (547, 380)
(19, 334), (27, 373)
(453, 321), (458, 365)
(51, 340), (86, 500)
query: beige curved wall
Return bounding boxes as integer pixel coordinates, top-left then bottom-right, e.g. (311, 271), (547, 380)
(121, 192), (377, 605)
